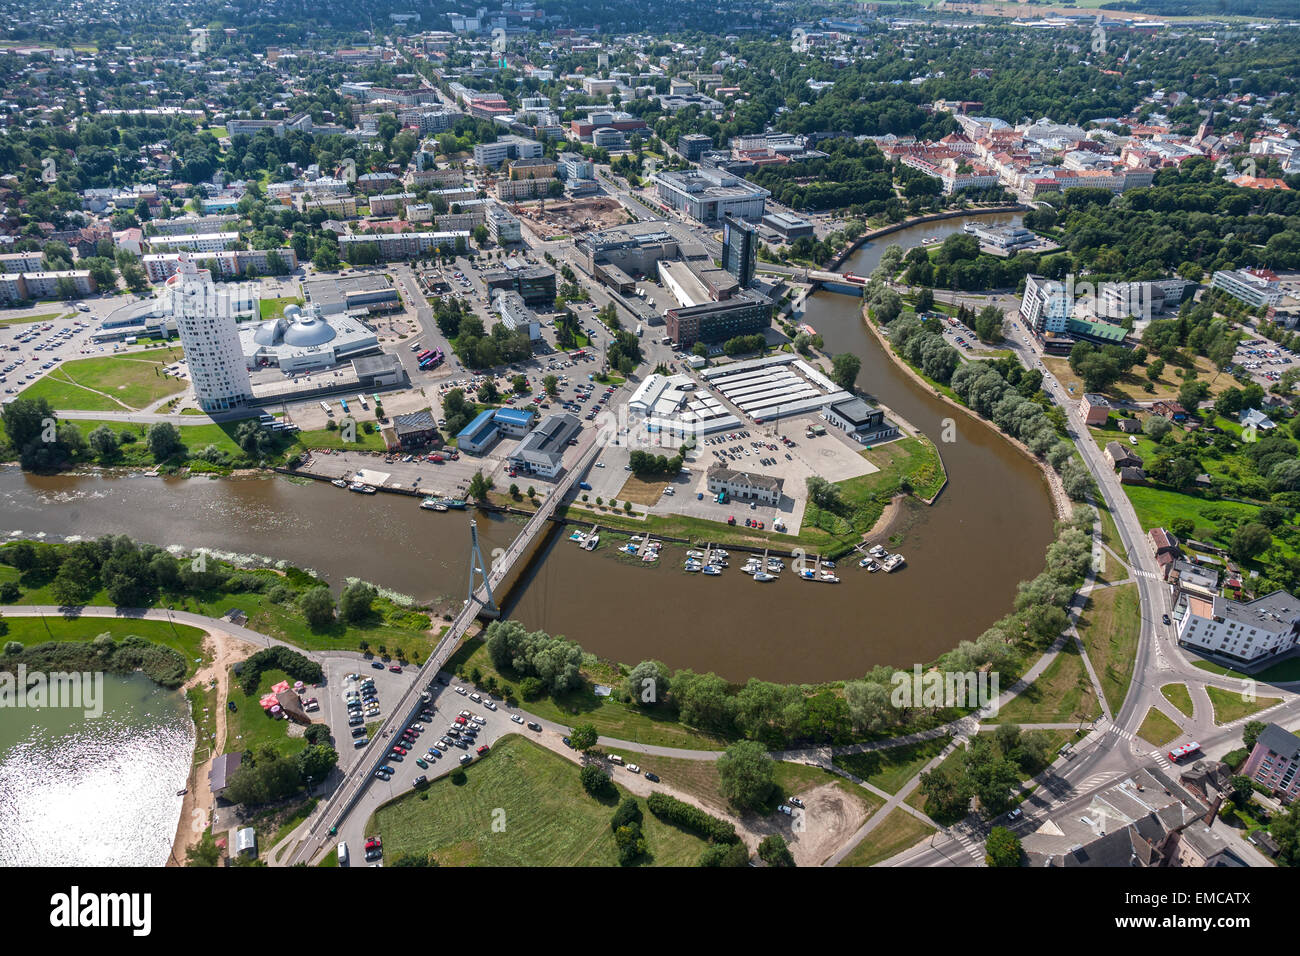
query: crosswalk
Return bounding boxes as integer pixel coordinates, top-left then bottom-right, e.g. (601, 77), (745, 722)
(947, 827), (986, 866)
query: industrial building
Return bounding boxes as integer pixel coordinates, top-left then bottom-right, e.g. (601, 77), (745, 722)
(456, 407), (538, 455)
(303, 273), (400, 317)
(507, 413), (580, 478)
(626, 372), (740, 438)
(699, 354), (855, 425)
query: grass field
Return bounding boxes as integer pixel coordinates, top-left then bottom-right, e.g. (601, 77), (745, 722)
(989, 642), (1098, 724)
(0, 613), (210, 678)
(370, 734), (710, 866)
(0, 311), (72, 327)
(833, 735), (953, 794)
(1205, 684), (1281, 726)
(1136, 706), (1183, 748)
(259, 297), (304, 321)
(224, 666), (310, 758)
(1160, 683), (1194, 719)
(837, 808), (935, 867)
(19, 347), (187, 411)
(1076, 583), (1141, 714)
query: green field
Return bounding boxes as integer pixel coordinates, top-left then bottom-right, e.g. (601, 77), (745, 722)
(837, 808), (935, 867)
(19, 347), (187, 411)
(989, 642), (1098, 725)
(1204, 684), (1281, 726)
(0, 311), (72, 327)
(370, 734), (711, 866)
(1136, 706), (1183, 748)
(1160, 683), (1194, 719)
(1076, 583), (1141, 714)
(224, 666), (310, 758)
(0, 613), (210, 677)
(833, 736), (953, 794)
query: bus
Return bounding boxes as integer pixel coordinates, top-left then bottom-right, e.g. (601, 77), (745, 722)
(356, 394), (368, 409)
(320, 401), (331, 413)
(340, 398), (349, 413)
(569, 349), (587, 361)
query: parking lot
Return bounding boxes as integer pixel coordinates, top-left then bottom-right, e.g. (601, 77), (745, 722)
(0, 311), (116, 396)
(1230, 335), (1294, 388)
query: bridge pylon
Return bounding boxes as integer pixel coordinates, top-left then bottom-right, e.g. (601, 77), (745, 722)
(468, 519), (499, 618)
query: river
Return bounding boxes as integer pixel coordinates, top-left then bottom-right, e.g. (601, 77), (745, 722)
(0, 672), (192, 866)
(0, 212), (1054, 684)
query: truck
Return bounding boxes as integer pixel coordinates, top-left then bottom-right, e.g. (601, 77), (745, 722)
(635, 324), (643, 338)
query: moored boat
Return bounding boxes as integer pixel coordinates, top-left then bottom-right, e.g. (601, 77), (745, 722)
(331, 478), (349, 488)
(348, 482), (377, 494)
(421, 497), (449, 512)
(753, 572), (775, 583)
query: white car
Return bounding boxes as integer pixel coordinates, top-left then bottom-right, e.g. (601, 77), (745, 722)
(627, 763), (641, 774)
(483, 700), (498, 711)
(454, 686), (467, 696)
(471, 715), (486, 726)
(510, 714), (524, 724)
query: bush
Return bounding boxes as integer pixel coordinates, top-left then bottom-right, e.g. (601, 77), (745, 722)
(646, 791), (738, 844)
(580, 763), (614, 797)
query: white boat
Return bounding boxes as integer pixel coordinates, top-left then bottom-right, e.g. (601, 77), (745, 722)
(821, 560), (835, 569)
(420, 497), (448, 512)
(702, 565), (722, 576)
(331, 479), (349, 488)
(819, 571), (841, 583)
(348, 482), (376, 494)
(582, 534), (599, 551)
(799, 568), (816, 581)
(568, 530), (585, 541)
(753, 572), (775, 583)
(686, 549), (704, 559)
(859, 557), (880, 572)
(683, 562), (702, 572)
(883, 553), (906, 572)
(868, 545), (887, 558)
(766, 559), (784, 572)
(712, 549), (729, 559)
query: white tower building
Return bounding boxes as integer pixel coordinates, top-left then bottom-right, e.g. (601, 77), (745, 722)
(165, 256), (255, 412)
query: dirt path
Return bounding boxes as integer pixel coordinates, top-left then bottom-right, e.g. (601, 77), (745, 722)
(167, 628), (256, 866)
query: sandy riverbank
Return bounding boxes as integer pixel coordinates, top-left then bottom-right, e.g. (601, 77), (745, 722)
(167, 627), (255, 867)
(860, 305), (1072, 521)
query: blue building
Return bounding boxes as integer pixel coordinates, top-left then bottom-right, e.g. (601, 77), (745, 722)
(456, 407), (538, 454)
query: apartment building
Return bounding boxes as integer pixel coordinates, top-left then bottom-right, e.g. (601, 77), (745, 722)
(1211, 269), (1284, 309)
(1242, 723), (1300, 805)
(164, 258), (254, 412)
(487, 206), (522, 244)
(1174, 589), (1300, 664)
(0, 270), (97, 302)
(338, 232), (468, 261)
(148, 232), (239, 254)
(368, 192), (416, 217)
(472, 135), (544, 168)
(143, 248), (299, 283)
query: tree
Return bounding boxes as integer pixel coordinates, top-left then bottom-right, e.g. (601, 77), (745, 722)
(579, 762), (613, 797)
(805, 475), (842, 511)
(467, 470), (494, 503)
(830, 353), (861, 391)
(624, 660), (670, 706)
(339, 581), (376, 623)
(1243, 720), (1267, 751)
(1229, 522), (1272, 564)
(757, 833), (795, 867)
(569, 723), (599, 753)
(87, 425), (120, 461)
(147, 422), (185, 462)
(300, 586), (335, 629)
(1143, 415), (1173, 440)
(717, 740), (776, 810)
(985, 827), (1022, 867)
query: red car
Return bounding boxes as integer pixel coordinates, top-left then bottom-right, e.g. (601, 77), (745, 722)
(455, 716), (467, 725)
(727, 516), (735, 525)
(389, 664), (403, 673)
(476, 744), (490, 755)
(392, 746), (406, 756)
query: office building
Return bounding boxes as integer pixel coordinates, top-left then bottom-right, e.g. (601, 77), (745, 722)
(165, 257), (254, 412)
(761, 211), (815, 240)
(665, 291), (771, 347)
(1020, 273), (1071, 334)
(472, 135), (544, 168)
(507, 413), (581, 479)
(678, 133), (713, 161)
(486, 206), (522, 244)
(493, 289), (541, 340)
(722, 215), (757, 287)
(481, 260), (556, 307)
(652, 168), (768, 224)
(1211, 269), (1284, 309)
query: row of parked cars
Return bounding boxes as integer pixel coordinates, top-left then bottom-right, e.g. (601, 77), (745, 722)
(346, 675), (381, 745)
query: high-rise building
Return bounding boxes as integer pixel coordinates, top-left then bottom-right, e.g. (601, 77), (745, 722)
(722, 215), (757, 287)
(166, 257), (255, 412)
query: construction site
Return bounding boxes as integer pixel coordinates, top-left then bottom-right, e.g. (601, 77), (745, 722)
(512, 196), (630, 239)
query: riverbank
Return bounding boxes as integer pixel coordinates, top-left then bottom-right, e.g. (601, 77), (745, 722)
(859, 304), (1072, 521)
(824, 205), (1030, 272)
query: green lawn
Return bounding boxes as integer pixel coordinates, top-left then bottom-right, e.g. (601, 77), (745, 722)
(0, 311), (72, 327)
(224, 666), (310, 758)
(1076, 583), (1141, 714)
(259, 297), (304, 321)
(837, 808), (935, 867)
(369, 734), (711, 866)
(833, 735), (953, 794)
(1204, 684), (1281, 726)
(1160, 683), (1194, 719)
(20, 348), (187, 411)
(1193, 658), (1300, 683)
(1136, 706), (1183, 748)
(0, 613), (210, 678)
(989, 642), (1098, 725)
